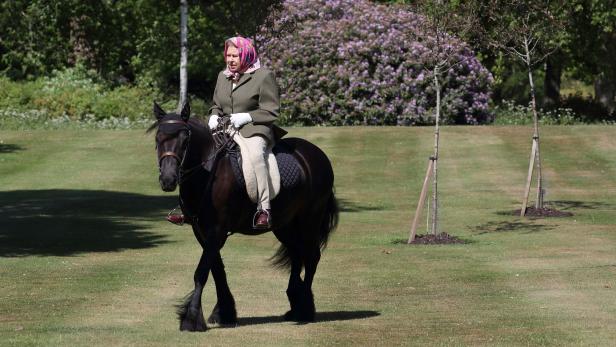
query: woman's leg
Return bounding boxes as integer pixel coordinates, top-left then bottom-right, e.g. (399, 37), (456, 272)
(241, 135), (271, 211)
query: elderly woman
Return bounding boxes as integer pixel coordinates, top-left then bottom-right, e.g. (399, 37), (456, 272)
(208, 36), (286, 229)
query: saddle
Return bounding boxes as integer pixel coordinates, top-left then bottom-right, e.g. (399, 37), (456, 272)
(228, 138), (304, 202)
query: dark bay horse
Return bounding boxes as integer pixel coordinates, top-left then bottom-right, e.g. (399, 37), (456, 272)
(151, 102), (338, 331)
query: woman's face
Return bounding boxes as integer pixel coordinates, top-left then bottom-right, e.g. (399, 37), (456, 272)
(226, 45), (240, 72)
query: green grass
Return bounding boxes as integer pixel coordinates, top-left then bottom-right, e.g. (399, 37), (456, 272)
(1, 126), (615, 346)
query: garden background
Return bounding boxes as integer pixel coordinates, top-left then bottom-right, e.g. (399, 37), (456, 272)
(1, 0), (615, 128)
(2, 1), (616, 346)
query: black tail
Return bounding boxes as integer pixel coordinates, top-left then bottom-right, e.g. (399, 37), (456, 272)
(270, 189), (339, 270)
(270, 244), (293, 270)
(318, 189), (339, 251)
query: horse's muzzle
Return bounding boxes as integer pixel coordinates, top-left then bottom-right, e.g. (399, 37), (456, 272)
(159, 174), (178, 192)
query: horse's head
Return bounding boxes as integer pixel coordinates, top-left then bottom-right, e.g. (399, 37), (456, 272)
(152, 101), (191, 192)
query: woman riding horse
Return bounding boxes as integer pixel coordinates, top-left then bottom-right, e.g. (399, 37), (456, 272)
(153, 36), (338, 332)
(169, 36), (284, 229)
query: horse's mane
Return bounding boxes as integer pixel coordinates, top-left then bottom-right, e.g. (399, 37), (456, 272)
(146, 121), (158, 133)
(187, 117), (207, 131)
(146, 115), (210, 135)
(187, 117), (212, 141)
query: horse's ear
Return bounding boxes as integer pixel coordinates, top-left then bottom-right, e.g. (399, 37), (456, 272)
(153, 102), (166, 121)
(180, 101), (191, 121)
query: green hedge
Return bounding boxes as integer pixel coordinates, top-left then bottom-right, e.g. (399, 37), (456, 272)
(0, 67), (210, 129)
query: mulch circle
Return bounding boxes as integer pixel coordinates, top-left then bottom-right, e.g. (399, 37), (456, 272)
(512, 207), (573, 218)
(409, 232), (466, 245)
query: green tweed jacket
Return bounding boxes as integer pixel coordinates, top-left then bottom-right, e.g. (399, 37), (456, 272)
(208, 67), (287, 143)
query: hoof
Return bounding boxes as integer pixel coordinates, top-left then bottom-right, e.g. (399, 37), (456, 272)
(207, 303), (238, 326)
(284, 310), (315, 322)
(180, 320), (208, 332)
(283, 310), (296, 321)
(180, 308), (208, 332)
(207, 313), (219, 325)
(207, 312), (238, 326)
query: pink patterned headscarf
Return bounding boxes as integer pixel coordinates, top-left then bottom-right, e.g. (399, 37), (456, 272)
(223, 36), (261, 81)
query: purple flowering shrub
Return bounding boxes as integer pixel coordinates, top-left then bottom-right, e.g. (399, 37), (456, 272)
(257, 0), (493, 125)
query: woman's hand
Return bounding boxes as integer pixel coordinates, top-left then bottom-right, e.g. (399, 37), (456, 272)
(230, 113), (252, 128)
(208, 115), (219, 129)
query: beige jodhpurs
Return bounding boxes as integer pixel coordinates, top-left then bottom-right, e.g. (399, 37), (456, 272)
(237, 134), (271, 210)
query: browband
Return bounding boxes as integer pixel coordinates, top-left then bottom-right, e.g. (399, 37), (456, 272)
(160, 119), (187, 125)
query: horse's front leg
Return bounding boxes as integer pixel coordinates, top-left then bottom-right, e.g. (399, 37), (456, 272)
(206, 251), (237, 326)
(178, 249), (211, 331)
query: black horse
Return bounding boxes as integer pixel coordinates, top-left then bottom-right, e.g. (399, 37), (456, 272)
(151, 102), (338, 331)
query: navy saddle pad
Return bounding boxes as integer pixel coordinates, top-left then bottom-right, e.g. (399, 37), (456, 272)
(228, 140), (304, 192)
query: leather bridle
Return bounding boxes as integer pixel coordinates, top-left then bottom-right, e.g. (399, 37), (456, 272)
(156, 117), (239, 184)
(157, 119), (191, 169)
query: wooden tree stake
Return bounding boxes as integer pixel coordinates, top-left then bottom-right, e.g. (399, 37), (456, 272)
(520, 137), (538, 217)
(408, 157), (435, 243)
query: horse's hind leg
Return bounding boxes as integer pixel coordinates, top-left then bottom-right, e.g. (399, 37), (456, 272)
(280, 233), (321, 322)
(293, 200), (332, 322)
(300, 247), (320, 322)
(283, 251), (305, 321)
(283, 244), (320, 322)
(272, 226), (306, 322)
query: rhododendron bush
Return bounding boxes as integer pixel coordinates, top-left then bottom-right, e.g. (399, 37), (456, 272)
(257, 0), (493, 125)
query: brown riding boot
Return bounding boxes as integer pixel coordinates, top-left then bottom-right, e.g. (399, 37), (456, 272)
(167, 214), (186, 226)
(253, 209), (271, 230)
(167, 207), (191, 226)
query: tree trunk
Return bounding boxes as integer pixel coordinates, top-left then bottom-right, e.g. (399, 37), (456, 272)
(594, 73), (616, 115)
(68, 15), (94, 67)
(431, 65), (440, 235)
(543, 53), (562, 108)
(179, 0), (188, 109)
(525, 38), (544, 210)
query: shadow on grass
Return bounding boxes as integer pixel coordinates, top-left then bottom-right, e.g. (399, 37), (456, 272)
(471, 221), (555, 235)
(496, 200), (612, 217)
(549, 200), (613, 211)
(0, 143), (24, 154)
(391, 236), (474, 245)
(235, 310), (380, 326)
(0, 189), (177, 257)
(338, 198), (385, 213)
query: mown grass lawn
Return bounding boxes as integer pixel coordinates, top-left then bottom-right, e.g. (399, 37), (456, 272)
(1, 126), (615, 346)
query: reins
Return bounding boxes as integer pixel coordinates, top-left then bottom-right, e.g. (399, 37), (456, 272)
(156, 117), (238, 185)
(156, 116), (239, 227)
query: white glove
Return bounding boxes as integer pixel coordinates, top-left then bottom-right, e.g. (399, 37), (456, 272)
(208, 115), (219, 129)
(230, 113), (252, 128)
